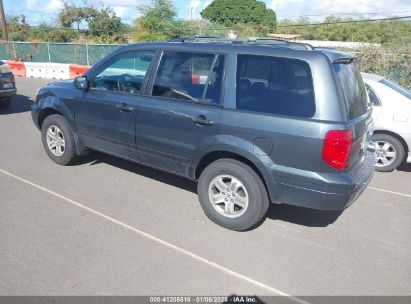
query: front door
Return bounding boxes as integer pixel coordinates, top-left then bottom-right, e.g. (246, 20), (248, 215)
(75, 50), (155, 160)
(136, 51), (225, 176)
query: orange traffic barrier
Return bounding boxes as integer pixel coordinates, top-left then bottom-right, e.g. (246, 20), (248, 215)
(5, 61), (26, 77)
(69, 64), (90, 78)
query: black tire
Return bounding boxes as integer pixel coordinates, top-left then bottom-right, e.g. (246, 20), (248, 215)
(41, 114), (78, 165)
(197, 159), (269, 231)
(373, 133), (405, 172)
(0, 97), (11, 110)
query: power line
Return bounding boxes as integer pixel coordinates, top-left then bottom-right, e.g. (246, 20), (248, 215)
(124, 11), (411, 21)
(8, 7), (411, 21)
(276, 15), (411, 27)
(7, 15), (411, 34)
(277, 11), (411, 18)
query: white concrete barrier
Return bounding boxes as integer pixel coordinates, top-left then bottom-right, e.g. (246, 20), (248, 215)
(25, 62), (70, 79)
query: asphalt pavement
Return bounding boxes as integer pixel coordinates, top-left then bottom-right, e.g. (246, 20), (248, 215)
(0, 78), (410, 299)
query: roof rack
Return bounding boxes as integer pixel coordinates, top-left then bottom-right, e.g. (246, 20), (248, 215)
(168, 36), (314, 51)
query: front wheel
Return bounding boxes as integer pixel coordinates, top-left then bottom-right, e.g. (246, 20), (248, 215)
(197, 159), (269, 231)
(41, 114), (78, 165)
(373, 133), (405, 172)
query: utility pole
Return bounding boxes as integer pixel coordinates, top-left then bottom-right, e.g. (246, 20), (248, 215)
(191, 6), (193, 21)
(0, 0), (8, 41)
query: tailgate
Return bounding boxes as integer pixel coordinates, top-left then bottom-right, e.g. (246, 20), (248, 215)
(333, 60), (373, 169)
(348, 110), (374, 168)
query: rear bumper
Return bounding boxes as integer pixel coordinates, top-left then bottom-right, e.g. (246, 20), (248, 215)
(0, 88), (16, 98)
(272, 148), (376, 210)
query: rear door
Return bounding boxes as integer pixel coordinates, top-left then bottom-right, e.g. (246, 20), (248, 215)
(135, 50), (225, 176)
(333, 61), (373, 168)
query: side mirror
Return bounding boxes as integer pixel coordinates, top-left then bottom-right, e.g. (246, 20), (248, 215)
(74, 76), (88, 90)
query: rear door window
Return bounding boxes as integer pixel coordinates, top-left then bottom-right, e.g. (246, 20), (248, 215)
(333, 62), (368, 119)
(236, 54), (315, 118)
(152, 51), (224, 104)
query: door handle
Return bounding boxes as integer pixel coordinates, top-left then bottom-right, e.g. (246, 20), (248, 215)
(115, 103), (133, 112)
(192, 115), (214, 126)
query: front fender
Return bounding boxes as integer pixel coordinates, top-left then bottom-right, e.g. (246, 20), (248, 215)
(32, 94), (88, 156)
(35, 95), (75, 129)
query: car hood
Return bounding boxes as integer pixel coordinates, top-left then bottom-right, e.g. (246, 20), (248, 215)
(47, 79), (74, 89)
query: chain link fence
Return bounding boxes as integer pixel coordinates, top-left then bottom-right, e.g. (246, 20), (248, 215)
(0, 42), (124, 66)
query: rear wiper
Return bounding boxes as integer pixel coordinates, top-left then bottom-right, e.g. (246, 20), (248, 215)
(333, 57), (355, 64)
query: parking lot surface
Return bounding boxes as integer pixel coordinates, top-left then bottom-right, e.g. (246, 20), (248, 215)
(1, 78), (410, 297)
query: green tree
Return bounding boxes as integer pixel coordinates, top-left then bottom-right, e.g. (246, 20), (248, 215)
(25, 23), (79, 42)
(6, 15), (30, 41)
(58, 2), (98, 30)
(57, 1), (125, 43)
(201, 0), (276, 32)
(133, 0), (178, 42)
(89, 7), (124, 40)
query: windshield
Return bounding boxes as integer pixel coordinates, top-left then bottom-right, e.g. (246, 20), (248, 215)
(333, 62), (368, 119)
(379, 78), (411, 100)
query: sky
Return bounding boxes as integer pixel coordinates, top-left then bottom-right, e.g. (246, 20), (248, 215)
(4, 0), (411, 26)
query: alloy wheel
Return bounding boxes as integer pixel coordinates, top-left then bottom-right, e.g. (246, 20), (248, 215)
(46, 125), (65, 157)
(208, 175), (249, 218)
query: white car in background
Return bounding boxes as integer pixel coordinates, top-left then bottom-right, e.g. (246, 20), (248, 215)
(362, 72), (411, 172)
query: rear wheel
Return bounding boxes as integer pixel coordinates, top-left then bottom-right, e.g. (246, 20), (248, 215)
(373, 133), (405, 172)
(41, 114), (78, 165)
(197, 159), (269, 231)
(0, 97), (11, 110)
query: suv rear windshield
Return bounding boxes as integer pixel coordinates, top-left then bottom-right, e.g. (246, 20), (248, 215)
(333, 62), (368, 119)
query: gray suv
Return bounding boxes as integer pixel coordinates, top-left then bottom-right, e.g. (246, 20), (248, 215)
(31, 38), (375, 230)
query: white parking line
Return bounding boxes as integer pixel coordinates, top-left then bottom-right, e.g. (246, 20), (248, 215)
(0, 168), (310, 304)
(369, 187), (411, 198)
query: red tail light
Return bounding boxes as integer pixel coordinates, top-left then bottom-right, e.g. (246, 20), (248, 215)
(322, 130), (353, 170)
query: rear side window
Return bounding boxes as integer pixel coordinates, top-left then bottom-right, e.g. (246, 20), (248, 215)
(333, 62), (368, 119)
(236, 54), (315, 118)
(152, 51), (224, 104)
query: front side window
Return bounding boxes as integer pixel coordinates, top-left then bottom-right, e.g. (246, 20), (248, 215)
(152, 51), (224, 104)
(91, 50), (155, 94)
(236, 54), (315, 118)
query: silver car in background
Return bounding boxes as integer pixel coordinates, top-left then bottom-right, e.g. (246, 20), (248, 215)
(362, 72), (411, 171)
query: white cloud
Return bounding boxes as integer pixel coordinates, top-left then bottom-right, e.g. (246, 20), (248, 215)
(203, 0), (212, 9)
(98, 0), (137, 7)
(113, 6), (129, 18)
(268, 0), (411, 20)
(188, 0), (202, 19)
(45, 0), (64, 13)
(26, 0), (38, 10)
